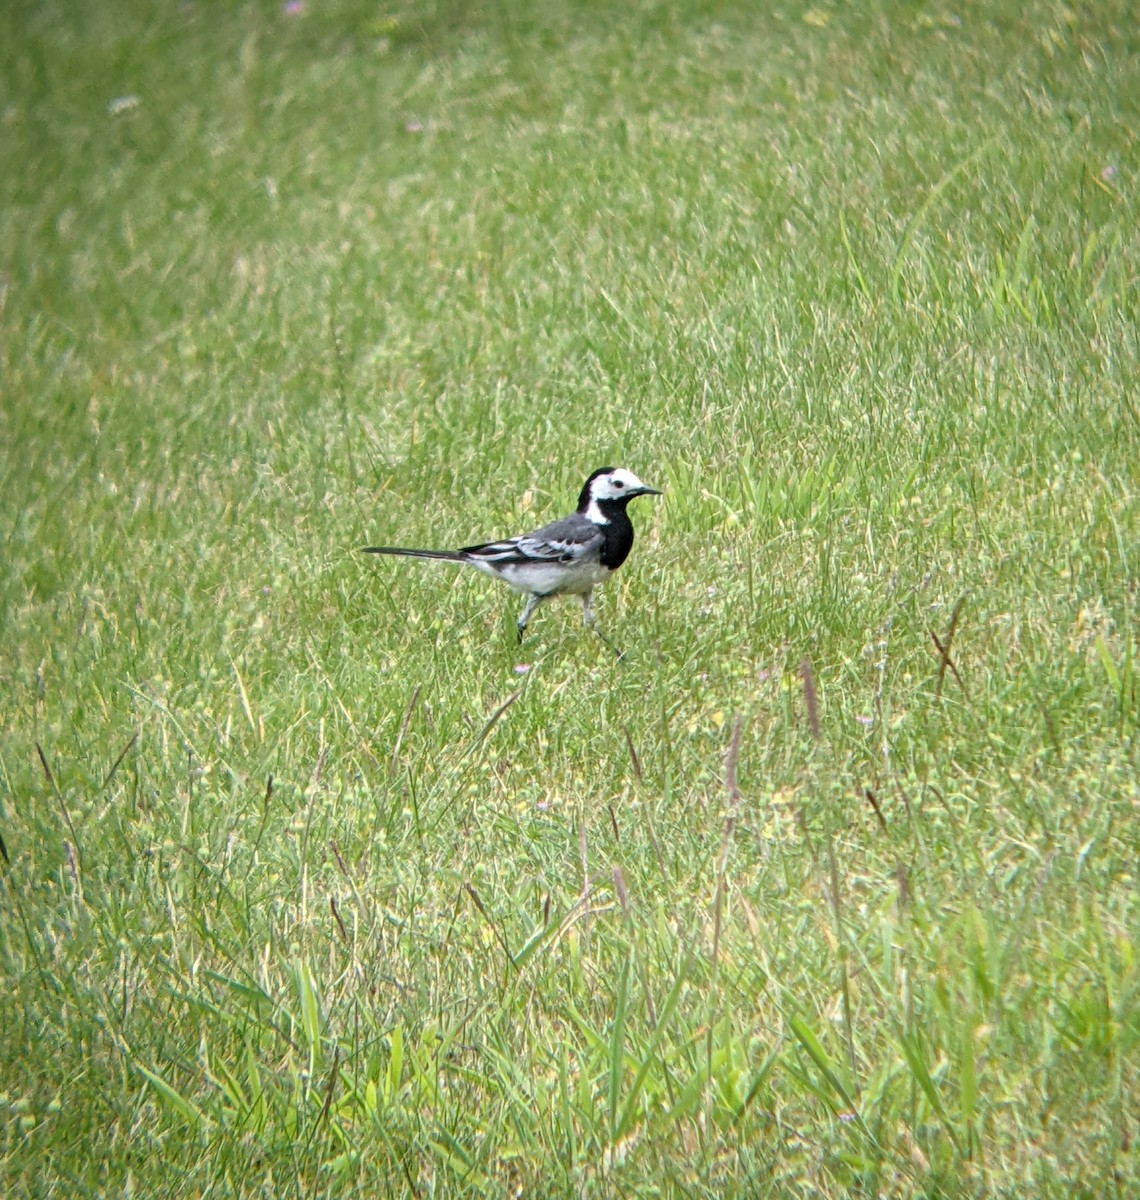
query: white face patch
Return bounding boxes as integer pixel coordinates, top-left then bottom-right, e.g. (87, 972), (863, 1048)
(590, 468), (649, 503)
(581, 467), (660, 523)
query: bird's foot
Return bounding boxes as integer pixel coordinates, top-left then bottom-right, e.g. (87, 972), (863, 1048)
(593, 627), (624, 661)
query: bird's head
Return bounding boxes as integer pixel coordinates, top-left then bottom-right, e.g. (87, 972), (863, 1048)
(578, 467), (662, 519)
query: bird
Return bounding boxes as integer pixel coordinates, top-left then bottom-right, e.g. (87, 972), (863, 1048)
(362, 466), (661, 651)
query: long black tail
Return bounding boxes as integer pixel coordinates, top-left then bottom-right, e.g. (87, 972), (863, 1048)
(361, 546), (467, 561)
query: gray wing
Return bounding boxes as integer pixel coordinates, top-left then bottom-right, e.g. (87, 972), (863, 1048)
(461, 513), (603, 565)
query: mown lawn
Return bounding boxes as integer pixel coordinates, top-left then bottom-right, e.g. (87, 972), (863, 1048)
(1, 1), (1137, 1195)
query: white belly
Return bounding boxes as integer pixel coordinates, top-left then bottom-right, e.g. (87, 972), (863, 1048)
(476, 559), (612, 597)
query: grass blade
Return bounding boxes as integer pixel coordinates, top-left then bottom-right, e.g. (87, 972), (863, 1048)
(608, 952), (631, 1140)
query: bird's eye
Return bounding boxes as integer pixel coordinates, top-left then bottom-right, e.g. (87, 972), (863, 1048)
(613, 480), (624, 488)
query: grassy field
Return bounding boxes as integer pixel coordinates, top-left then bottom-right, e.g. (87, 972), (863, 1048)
(2, 0), (1138, 1195)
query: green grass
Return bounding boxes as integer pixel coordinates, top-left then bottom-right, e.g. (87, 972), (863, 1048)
(2, 0), (1138, 1195)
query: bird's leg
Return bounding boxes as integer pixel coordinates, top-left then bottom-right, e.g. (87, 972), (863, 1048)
(581, 591), (623, 660)
(517, 593), (543, 642)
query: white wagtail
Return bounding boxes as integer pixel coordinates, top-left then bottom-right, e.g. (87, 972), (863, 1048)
(363, 467), (661, 648)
